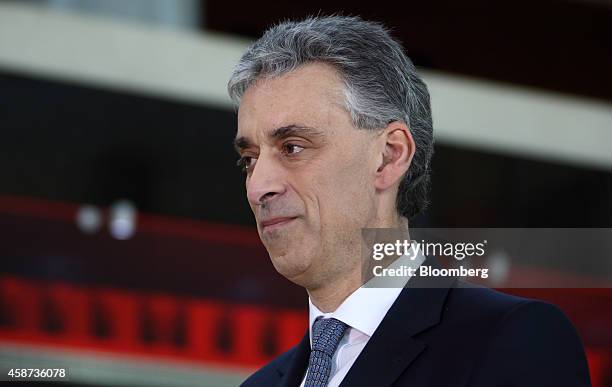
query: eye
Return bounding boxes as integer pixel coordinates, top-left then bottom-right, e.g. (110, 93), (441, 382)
(236, 156), (257, 173)
(282, 143), (305, 155)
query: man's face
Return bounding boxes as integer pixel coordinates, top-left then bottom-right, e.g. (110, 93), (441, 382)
(235, 63), (380, 288)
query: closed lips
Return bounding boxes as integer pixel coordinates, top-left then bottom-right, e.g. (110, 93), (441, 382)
(260, 217), (297, 228)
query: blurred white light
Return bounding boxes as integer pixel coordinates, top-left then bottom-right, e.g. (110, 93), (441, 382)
(76, 204), (102, 234)
(109, 200), (137, 240)
(486, 251), (511, 286)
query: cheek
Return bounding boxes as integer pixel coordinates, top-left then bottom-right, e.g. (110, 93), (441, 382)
(316, 160), (373, 224)
(295, 141), (375, 227)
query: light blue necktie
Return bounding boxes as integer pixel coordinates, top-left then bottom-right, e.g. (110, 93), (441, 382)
(304, 317), (348, 387)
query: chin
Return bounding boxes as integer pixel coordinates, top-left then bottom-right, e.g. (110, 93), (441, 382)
(267, 249), (315, 285)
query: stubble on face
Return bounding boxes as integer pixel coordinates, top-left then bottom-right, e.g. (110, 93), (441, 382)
(237, 63), (380, 290)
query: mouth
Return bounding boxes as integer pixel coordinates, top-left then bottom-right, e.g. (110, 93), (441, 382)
(260, 216), (298, 232)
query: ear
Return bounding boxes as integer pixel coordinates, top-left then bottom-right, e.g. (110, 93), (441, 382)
(374, 122), (416, 191)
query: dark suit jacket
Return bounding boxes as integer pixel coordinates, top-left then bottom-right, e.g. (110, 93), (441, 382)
(241, 275), (591, 387)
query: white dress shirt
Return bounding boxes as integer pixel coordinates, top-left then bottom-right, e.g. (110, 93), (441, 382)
(299, 252), (425, 387)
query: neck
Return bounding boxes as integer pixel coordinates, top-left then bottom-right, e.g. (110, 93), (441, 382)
(307, 214), (410, 313)
(307, 263), (362, 312)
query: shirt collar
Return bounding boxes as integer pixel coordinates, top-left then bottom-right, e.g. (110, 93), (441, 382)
(307, 251), (425, 344)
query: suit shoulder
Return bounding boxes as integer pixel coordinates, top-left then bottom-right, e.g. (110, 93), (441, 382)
(445, 281), (534, 318)
(442, 283), (590, 386)
(240, 346), (299, 387)
(489, 296), (586, 353)
(466, 292), (590, 386)
(442, 283), (584, 342)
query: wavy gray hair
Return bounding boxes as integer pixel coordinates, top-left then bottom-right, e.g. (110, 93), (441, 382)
(228, 15), (433, 219)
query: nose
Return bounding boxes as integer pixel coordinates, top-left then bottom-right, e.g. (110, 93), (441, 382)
(246, 152), (286, 207)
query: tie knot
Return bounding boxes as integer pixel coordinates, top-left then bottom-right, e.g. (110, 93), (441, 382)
(311, 318), (348, 356)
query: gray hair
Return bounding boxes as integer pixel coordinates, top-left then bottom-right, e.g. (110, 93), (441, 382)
(228, 15), (433, 219)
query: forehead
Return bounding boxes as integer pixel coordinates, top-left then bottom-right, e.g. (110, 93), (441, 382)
(236, 62), (347, 138)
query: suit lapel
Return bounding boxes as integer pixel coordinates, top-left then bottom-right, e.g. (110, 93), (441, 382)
(339, 259), (456, 387)
(278, 331), (310, 387)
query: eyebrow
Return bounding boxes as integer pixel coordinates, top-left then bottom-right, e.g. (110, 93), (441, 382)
(233, 124), (325, 153)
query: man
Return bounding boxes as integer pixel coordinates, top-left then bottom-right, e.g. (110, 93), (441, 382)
(228, 15), (591, 387)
